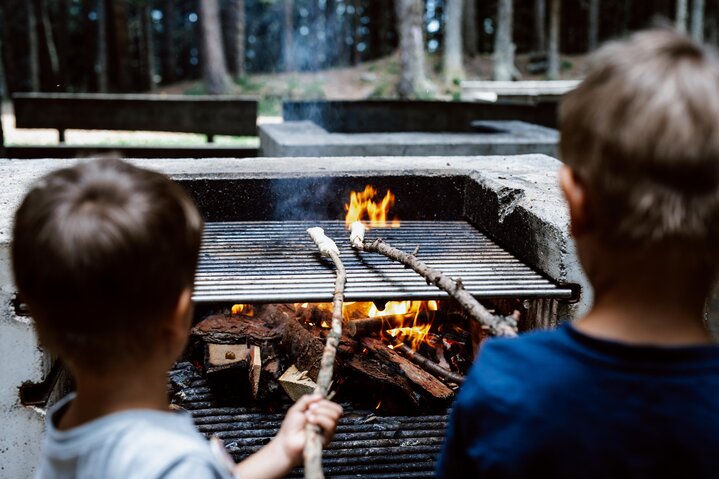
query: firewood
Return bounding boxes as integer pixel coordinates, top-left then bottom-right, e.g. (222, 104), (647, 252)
(343, 355), (420, 407)
(394, 343), (465, 384)
(262, 304), (325, 381)
(192, 313), (279, 343)
(347, 316), (406, 337)
(207, 343), (249, 369)
(349, 221), (518, 337)
(361, 337), (454, 400)
(279, 364), (318, 402)
(304, 227), (347, 479)
(249, 345), (262, 400)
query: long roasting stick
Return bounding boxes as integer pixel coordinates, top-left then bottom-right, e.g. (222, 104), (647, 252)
(304, 227), (346, 479)
(350, 221), (517, 338)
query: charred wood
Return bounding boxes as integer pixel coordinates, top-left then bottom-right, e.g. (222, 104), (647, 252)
(394, 343), (465, 384)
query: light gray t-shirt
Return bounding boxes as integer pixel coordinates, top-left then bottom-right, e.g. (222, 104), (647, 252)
(37, 394), (235, 479)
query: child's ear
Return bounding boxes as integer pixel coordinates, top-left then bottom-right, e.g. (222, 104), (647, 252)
(166, 288), (193, 338)
(559, 165), (592, 237)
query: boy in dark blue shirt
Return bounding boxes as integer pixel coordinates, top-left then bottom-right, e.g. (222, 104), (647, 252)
(437, 29), (719, 478)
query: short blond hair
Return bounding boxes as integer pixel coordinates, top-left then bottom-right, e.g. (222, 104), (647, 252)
(560, 29), (719, 252)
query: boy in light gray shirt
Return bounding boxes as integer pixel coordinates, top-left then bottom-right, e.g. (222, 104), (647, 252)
(12, 158), (342, 478)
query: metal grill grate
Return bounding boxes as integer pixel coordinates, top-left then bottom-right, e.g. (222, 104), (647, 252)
(170, 363), (442, 478)
(193, 220), (573, 303)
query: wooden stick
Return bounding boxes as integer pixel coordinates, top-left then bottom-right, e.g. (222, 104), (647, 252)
(394, 342), (465, 384)
(349, 221), (517, 338)
(304, 228), (347, 479)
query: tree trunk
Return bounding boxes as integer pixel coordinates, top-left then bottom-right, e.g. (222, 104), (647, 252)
(97, 0), (108, 91)
(493, 0), (514, 81)
(443, 0), (464, 82)
(395, 0), (431, 98)
(283, 0), (294, 71)
(27, 0), (40, 91)
(109, 0), (131, 91)
(57, 0), (69, 90)
(35, 0), (60, 86)
(588, 0), (599, 51)
(534, 0), (546, 52)
(547, 0), (560, 79)
(199, 0), (231, 94)
(161, 0), (176, 83)
(140, 4), (155, 91)
(677, 0), (689, 33)
(0, 23), (7, 100)
(463, 0), (478, 57)
(226, 0), (245, 78)
(691, 0), (705, 41)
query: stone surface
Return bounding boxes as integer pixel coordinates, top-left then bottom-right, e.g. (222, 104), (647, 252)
(259, 120), (558, 157)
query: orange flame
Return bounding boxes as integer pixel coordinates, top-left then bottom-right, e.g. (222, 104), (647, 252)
(231, 304), (255, 317)
(344, 185), (400, 229)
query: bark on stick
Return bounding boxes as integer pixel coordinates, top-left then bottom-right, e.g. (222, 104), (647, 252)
(304, 228), (346, 479)
(349, 222), (517, 338)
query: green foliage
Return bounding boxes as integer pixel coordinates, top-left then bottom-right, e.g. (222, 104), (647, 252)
(234, 76), (263, 93)
(258, 97), (282, 116)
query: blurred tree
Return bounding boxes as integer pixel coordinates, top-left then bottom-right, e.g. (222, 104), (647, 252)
(34, 0), (59, 88)
(547, 0), (560, 79)
(493, 0), (517, 80)
(56, 0), (69, 90)
(139, 1), (156, 90)
(226, 0), (245, 78)
(443, 0), (464, 83)
(283, 0), (294, 71)
(97, 0), (109, 91)
(691, 0), (704, 41)
(0, 0), (8, 98)
(588, 0), (599, 51)
(676, 0), (688, 32)
(463, 0), (478, 57)
(161, 0), (176, 83)
(534, 0), (545, 52)
(199, 0), (230, 94)
(395, 0), (430, 98)
(27, 0), (40, 91)
(109, 0), (132, 90)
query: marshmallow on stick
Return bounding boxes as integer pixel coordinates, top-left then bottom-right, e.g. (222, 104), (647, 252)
(349, 221), (366, 248)
(307, 227), (340, 258)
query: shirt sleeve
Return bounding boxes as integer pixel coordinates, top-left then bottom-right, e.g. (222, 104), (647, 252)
(159, 457), (234, 479)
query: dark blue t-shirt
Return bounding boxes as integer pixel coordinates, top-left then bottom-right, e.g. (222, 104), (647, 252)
(437, 322), (719, 478)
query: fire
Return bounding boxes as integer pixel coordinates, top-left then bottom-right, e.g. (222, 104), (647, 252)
(344, 185), (400, 229)
(358, 300), (438, 350)
(231, 303), (254, 317)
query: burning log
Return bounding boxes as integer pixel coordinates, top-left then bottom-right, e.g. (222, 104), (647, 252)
(191, 314), (279, 344)
(393, 343), (465, 384)
(349, 221), (517, 338)
(361, 337), (453, 400)
(305, 227), (348, 479)
(263, 305), (325, 381)
(346, 316), (406, 337)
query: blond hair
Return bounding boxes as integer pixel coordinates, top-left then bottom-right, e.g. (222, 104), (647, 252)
(560, 29), (719, 252)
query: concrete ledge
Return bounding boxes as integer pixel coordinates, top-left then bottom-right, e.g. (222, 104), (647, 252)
(259, 120), (558, 157)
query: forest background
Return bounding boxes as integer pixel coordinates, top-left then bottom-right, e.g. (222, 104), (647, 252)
(0, 0), (712, 114)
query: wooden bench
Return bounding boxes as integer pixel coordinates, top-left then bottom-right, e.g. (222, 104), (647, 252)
(6, 93), (259, 158)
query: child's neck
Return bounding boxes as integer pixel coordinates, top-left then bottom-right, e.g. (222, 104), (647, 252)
(58, 363), (170, 431)
(575, 275), (714, 346)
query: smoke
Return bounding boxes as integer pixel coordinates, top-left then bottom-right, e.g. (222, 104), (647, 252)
(271, 177), (339, 221)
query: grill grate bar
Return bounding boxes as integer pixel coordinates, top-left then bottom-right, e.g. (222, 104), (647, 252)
(193, 220), (573, 303)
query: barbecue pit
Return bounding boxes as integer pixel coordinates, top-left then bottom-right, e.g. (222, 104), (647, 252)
(0, 155), (589, 478)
